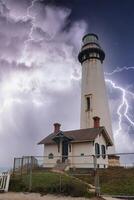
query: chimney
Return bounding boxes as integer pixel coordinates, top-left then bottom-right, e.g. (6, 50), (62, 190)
(93, 116), (100, 128)
(53, 123), (61, 133)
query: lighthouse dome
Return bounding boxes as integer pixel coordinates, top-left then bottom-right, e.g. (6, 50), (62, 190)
(82, 33), (99, 45)
(78, 33), (105, 63)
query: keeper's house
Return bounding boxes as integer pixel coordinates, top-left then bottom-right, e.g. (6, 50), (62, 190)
(38, 117), (113, 169)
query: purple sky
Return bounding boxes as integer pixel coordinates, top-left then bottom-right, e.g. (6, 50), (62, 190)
(0, 0), (134, 167)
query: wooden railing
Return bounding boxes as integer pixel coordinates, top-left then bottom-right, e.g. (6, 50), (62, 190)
(0, 172), (10, 192)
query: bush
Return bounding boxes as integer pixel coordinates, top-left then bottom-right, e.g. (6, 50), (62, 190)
(9, 177), (29, 192)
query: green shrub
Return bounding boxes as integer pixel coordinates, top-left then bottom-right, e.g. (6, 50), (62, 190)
(9, 177), (28, 192)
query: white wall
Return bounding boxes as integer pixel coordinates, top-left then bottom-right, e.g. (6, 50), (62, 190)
(70, 135), (108, 168)
(43, 143), (60, 168)
(94, 134), (109, 168)
(71, 141), (94, 168)
(80, 58), (115, 153)
(43, 134), (109, 168)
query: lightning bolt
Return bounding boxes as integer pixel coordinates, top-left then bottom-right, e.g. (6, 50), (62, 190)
(0, 0), (49, 113)
(105, 66), (134, 137)
(24, 0), (38, 45)
(105, 66), (134, 75)
(20, 0), (39, 64)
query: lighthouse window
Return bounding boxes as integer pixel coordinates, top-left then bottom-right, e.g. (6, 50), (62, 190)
(87, 97), (90, 111)
(86, 95), (92, 111)
(90, 53), (93, 57)
(83, 55), (86, 60)
(93, 53), (96, 57)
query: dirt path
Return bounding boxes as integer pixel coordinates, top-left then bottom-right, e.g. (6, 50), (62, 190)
(0, 192), (101, 200)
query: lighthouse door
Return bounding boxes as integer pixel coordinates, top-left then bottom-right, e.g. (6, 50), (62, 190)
(62, 141), (68, 163)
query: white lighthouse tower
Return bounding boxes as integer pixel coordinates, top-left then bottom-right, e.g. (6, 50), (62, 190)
(78, 33), (114, 152)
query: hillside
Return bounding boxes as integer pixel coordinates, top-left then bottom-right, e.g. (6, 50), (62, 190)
(9, 172), (94, 198)
(73, 167), (134, 195)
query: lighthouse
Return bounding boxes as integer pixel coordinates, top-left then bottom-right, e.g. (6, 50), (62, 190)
(78, 33), (115, 152)
(39, 33), (119, 168)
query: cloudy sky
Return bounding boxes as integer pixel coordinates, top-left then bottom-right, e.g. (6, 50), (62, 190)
(0, 0), (134, 168)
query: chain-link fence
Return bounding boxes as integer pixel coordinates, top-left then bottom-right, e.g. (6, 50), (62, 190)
(99, 153), (134, 197)
(12, 153), (134, 197)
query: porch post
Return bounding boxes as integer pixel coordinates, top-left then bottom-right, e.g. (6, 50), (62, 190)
(60, 139), (62, 162)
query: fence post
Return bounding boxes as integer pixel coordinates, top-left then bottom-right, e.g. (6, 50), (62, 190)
(59, 174), (62, 193)
(29, 156), (33, 192)
(21, 157), (23, 176)
(93, 155), (100, 196)
(12, 158), (16, 176)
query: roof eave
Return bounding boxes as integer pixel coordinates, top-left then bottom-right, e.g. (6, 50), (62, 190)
(71, 139), (94, 143)
(101, 127), (113, 146)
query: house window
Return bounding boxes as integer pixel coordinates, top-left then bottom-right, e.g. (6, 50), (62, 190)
(101, 145), (106, 159)
(69, 144), (71, 152)
(85, 95), (92, 111)
(95, 143), (100, 158)
(48, 153), (54, 159)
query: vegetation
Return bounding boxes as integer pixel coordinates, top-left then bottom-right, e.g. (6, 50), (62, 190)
(73, 167), (134, 195)
(10, 167), (134, 196)
(99, 167), (134, 195)
(9, 171), (93, 198)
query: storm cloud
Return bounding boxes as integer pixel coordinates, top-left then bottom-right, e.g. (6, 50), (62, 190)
(0, 0), (134, 168)
(0, 0), (86, 167)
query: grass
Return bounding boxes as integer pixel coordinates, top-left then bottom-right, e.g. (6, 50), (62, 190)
(9, 171), (94, 198)
(99, 167), (134, 195)
(73, 167), (134, 196)
(10, 167), (134, 196)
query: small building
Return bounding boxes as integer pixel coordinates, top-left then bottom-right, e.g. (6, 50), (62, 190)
(108, 154), (120, 167)
(38, 117), (113, 169)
